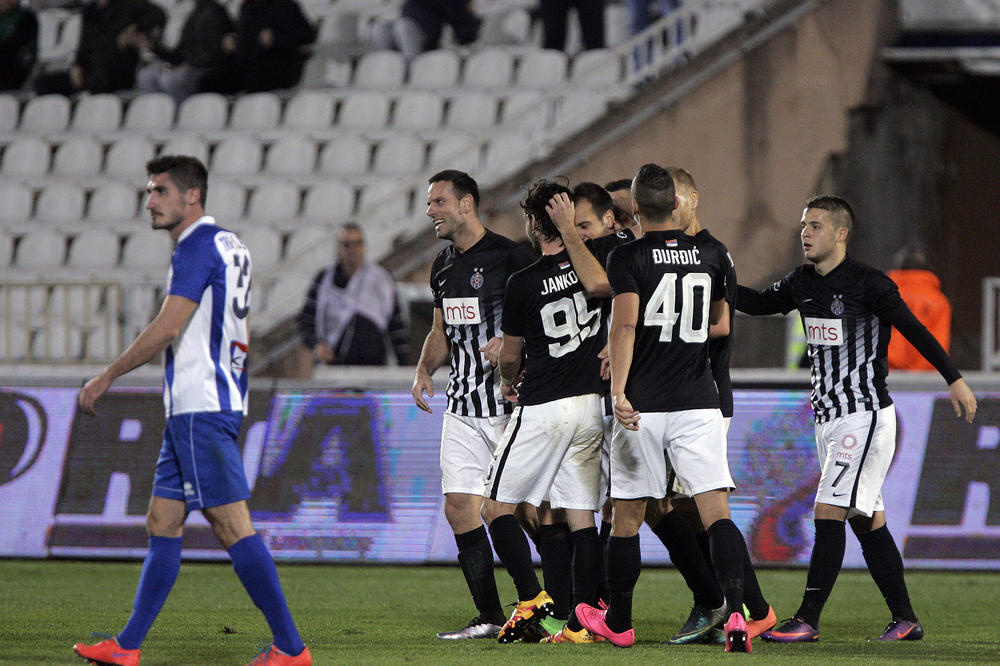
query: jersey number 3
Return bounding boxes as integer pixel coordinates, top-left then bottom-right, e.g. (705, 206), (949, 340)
(231, 252), (251, 319)
(541, 292), (601, 358)
(645, 272), (711, 343)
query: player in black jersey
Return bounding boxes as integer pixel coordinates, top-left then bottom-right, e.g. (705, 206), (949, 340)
(412, 170), (536, 640)
(481, 179), (610, 644)
(737, 195), (977, 643)
(576, 163), (760, 652)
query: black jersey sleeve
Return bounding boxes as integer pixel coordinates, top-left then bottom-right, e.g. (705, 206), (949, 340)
(606, 246), (638, 297)
(736, 271), (797, 315)
(430, 252), (446, 308)
(501, 272), (528, 337)
(866, 271), (962, 384)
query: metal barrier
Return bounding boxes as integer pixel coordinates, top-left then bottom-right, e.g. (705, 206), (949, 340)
(983, 277), (1000, 372)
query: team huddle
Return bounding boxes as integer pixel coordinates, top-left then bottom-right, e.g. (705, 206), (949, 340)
(411, 166), (978, 651)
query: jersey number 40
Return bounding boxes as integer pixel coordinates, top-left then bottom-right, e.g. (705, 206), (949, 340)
(645, 272), (711, 343)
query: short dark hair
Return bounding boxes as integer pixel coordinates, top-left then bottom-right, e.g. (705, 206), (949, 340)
(805, 194), (854, 238)
(340, 221), (363, 235)
(604, 178), (632, 193)
(429, 169), (480, 209)
(632, 163), (675, 223)
(146, 155), (208, 206)
(665, 166), (696, 191)
(572, 182), (613, 219)
(520, 178), (571, 243)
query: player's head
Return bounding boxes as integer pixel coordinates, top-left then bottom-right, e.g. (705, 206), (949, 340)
(631, 163), (676, 225)
(426, 169), (480, 242)
(145, 154), (208, 232)
(604, 178), (633, 216)
(666, 166), (698, 232)
(571, 182), (615, 240)
(800, 195), (854, 265)
(337, 221), (366, 274)
(520, 178), (571, 249)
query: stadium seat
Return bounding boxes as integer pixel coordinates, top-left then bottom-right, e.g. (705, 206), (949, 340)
(427, 133), (482, 175)
(556, 90), (610, 133)
(0, 182), (34, 227)
(239, 227), (283, 271)
(302, 181), (354, 220)
(124, 93), (177, 131)
(51, 137), (104, 177)
(230, 92), (282, 131)
(37, 10), (81, 66)
(501, 90), (549, 130)
(285, 224), (335, 263)
(517, 49), (569, 88)
(265, 136), (316, 176)
(159, 136), (209, 165)
(206, 180), (246, 222)
(392, 91), (444, 130)
(37, 320), (84, 361)
(105, 136), (156, 178)
(84, 316), (121, 361)
(0, 230), (12, 267)
(20, 94), (71, 132)
(463, 47), (514, 88)
(71, 94), (123, 132)
(284, 90), (335, 130)
(211, 136), (263, 177)
(372, 135), (425, 175)
(2, 136), (51, 177)
(88, 182), (141, 224)
(409, 49), (460, 88)
(354, 50), (406, 88)
(318, 135), (371, 176)
(121, 228), (172, 272)
(67, 227), (121, 269)
(357, 180), (411, 220)
(571, 48), (622, 88)
(484, 131), (535, 183)
(0, 95), (18, 131)
(176, 92), (228, 131)
(247, 182), (300, 221)
(16, 228), (67, 268)
(445, 92), (498, 130)
(337, 91), (390, 129)
(35, 183), (86, 225)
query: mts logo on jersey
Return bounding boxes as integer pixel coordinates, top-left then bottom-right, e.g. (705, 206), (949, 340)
(442, 297), (481, 325)
(803, 316), (843, 345)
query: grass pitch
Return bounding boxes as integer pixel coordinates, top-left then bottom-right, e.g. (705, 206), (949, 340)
(2, 559), (998, 664)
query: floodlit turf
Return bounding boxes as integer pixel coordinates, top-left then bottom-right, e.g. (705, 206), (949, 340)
(3, 560), (999, 664)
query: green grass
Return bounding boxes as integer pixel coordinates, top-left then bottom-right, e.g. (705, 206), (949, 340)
(2, 560), (999, 664)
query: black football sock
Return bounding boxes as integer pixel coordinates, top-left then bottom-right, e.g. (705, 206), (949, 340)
(488, 514), (542, 602)
(597, 520), (612, 602)
(740, 537), (770, 620)
(566, 526), (600, 632)
(651, 511), (724, 609)
(604, 535), (641, 634)
(539, 523), (573, 619)
(455, 526), (505, 624)
(707, 519), (746, 616)
(796, 519), (846, 628)
(858, 525), (918, 623)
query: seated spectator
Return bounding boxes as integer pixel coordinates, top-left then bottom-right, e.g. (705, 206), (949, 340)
(887, 244), (951, 371)
(34, 0), (165, 95)
(372, 0), (479, 62)
(0, 0), (38, 90)
(297, 223), (412, 367)
(538, 0), (604, 52)
(136, 0), (235, 103)
(233, 0), (315, 92)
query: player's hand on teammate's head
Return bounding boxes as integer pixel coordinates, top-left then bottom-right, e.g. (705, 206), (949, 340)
(949, 378), (977, 423)
(545, 192), (575, 232)
(411, 370), (434, 413)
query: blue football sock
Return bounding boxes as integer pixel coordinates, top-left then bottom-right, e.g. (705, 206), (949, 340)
(229, 534), (304, 656)
(117, 535), (183, 650)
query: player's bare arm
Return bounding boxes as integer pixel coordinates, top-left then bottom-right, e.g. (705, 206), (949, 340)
(412, 307), (450, 413)
(498, 334), (524, 404)
(708, 298), (729, 338)
(545, 192), (611, 298)
(79, 295), (198, 416)
(949, 378), (977, 423)
(609, 292), (640, 430)
(479, 336), (502, 367)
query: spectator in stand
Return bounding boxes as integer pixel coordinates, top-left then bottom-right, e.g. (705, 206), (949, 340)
(627, 0), (681, 36)
(34, 0), (165, 95)
(538, 0), (604, 52)
(297, 222), (412, 367)
(0, 0), (38, 91)
(372, 0), (479, 63)
(887, 244), (951, 371)
(233, 0), (315, 92)
(136, 0), (235, 103)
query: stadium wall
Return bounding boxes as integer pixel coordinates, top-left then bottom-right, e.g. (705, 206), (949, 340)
(1, 371), (998, 570)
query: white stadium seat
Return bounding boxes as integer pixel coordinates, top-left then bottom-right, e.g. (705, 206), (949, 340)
(71, 94), (123, 132)
(51, 136), (104, 177)
(230, 92), (282, 131)
(121, 228), (172, 272)
(35, 183), (86, 225)
(205, 180), (246, 222)
(357, 180), (411, 220)
(247, 182), (300, 220)
(283, 90), (335, 130)
(463, 48), (514, 88)
(265, 136), (316, 176)
(501, 90), (549, 130)
(392, 91), (444, 130)
(408, 49), (460, 88)
(16, 228), (67, 268)
(516, 49), (569, 89)
(0, 95), (19, 131)
(124, 93), (177, 131)
(353, 50), (406, 88)
(337, 91), (390, 129)
(211, 136), (263, 177)
(20, 94), (71, 132)
(446, 92), (498, 130)
(67, 228), (121, 269)
(302, 181), (354, 220)
(159, 136), (209, 165)
(372, 135), (425, 175)
(427, 133), (482, 175)
(318, 136), (370, 176)
(176, 92), (228, 131)
(239, 227), (283, 271)
(0, 182), (34, 226)
(2, 137), (51, 178)
(571, 48), (622, 88)
(88, 182), (141, 224)
(105, 136), (156, 178)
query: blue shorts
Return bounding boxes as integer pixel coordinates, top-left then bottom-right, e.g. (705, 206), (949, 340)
(152, 410), (251, 511)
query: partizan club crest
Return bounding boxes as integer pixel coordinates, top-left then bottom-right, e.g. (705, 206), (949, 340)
(831, 294), (845, 316)
(470, 267), (484, 289)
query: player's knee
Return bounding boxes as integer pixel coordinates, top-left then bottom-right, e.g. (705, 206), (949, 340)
(146, 512), (183, 537)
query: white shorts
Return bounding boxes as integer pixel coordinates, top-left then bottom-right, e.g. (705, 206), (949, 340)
(669, 416), (731, 498)
(610, 409), (733, 500)
(440, 411), (510, 495)
(484, 393), (604, 511)
(814, 407), (893, 518)
(600, 413), (614, 498)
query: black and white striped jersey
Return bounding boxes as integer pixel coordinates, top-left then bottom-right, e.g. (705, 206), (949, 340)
(431, 231), (535, 417)
(695, 229), (737, 418)
(737, 256), (961, 423)
(607, 229), (728, 413)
